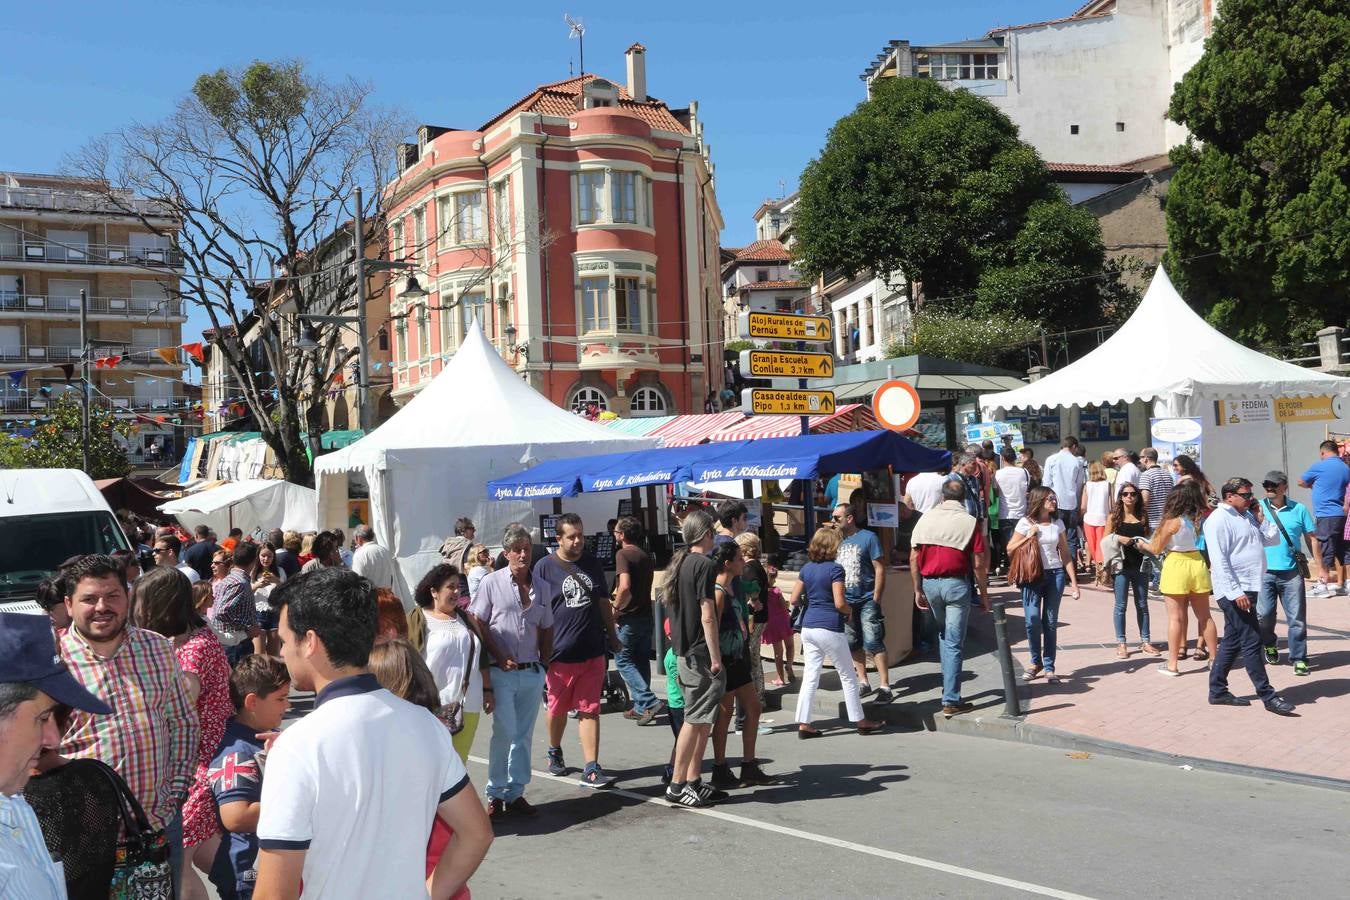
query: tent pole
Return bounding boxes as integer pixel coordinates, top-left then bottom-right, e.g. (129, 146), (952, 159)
(643, 484), (658, 548)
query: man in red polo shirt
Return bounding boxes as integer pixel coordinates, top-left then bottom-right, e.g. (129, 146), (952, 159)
(910, 479), (990, 719)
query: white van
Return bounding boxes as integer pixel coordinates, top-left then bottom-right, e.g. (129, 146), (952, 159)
(0, 468), (131, 611)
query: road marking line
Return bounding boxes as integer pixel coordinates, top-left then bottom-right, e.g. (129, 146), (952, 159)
(467, 755), (1096, 900)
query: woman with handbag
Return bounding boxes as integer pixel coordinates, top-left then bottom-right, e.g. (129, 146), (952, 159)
(1104, 484), (1161, 659)
(1144, 479), (1217, 676)
(1006, 486), (1081, 683)
(366, 639), (473, 900)
(414, 563), (493, 763)
(707, 541), (772, 790)
(788, 527), (884, 737)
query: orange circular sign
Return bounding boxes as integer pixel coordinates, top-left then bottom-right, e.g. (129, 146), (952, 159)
(872, 380), (921, 432)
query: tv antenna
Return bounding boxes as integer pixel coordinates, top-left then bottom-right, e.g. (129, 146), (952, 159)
(564, 14), (585, 75)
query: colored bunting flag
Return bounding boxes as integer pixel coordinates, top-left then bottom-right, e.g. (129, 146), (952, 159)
(7, 370), (26, 387)
(155, 347), (178, 365)
(181, 342), (205, 364)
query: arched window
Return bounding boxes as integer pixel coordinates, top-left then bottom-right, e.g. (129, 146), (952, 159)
(630, 386), (667, 417)
(568, 386), (608, 413)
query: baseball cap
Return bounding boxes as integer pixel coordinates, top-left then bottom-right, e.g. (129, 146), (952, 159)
(0, 612), (112, 715)
(1263, 470), (1288, 486)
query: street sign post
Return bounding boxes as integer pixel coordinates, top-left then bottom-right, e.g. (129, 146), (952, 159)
(737, 311), (833, 343)
(738, 349), (835, 380)
(741, 388), (837, 416)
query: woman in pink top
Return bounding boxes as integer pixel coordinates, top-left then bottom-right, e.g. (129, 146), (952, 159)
(135, 566), (233, 900)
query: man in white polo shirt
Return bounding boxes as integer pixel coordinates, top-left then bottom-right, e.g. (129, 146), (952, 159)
(254, 568), (493, 900)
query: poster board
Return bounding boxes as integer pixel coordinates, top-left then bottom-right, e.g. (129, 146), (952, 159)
(1149, 417), (1203, 467)
(867, 502), (900, 528)
(1078, 402), (1130, 441)
(963, 420), (1026, 452)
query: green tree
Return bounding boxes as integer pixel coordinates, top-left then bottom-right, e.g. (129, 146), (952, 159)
(885, 310), (1040, 369)
(793, 77), (1108, 334)
(20, 395), (131, 478)
(1166, 0), (1350, 350)
(0, 433), (27, 469)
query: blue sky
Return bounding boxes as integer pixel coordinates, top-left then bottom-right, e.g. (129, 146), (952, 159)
(4, 0), (1072, 356)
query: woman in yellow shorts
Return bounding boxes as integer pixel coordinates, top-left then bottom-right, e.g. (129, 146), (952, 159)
(1141, 480), (1216, 675)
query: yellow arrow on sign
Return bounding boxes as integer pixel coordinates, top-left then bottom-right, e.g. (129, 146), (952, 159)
(741, 388), (837, 416)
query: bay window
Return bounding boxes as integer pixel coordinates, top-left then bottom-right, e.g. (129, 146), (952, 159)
(581, 277), (609, 332)
(614, 277), (643, 332)
(493, 179), (510, 251)
(458, 291), (490, 341)
(575, 169), (650, 228)
(455, 190), (485, 243)
(578, 172), (606, 225)
(611, 172), (637, 224)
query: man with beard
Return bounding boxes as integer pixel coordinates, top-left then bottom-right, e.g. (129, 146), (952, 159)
(57, 553), (198, 892)
(537, 513), (622, 789)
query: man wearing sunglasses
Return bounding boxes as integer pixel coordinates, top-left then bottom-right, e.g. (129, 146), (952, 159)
(1201, 478), (1296, 715)
(1257, 472), (1317, 676)
(152, 534), (201, 584)
(1111, 448), (1140, 501)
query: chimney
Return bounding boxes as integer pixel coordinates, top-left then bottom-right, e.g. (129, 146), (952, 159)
(626, 43), (647, 102)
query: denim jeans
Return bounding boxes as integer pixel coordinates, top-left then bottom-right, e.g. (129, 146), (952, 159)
(1258, 568), (1307, 661)
(1112, 570), (1151, 644)
(1211, 592), (1276, 702)
(486, 665), (546, 801)
(1057, 510), (1082, 562)
(1021, 568), (1067, 671)
(922, 576), (972, 705)
(614, 614), (658, 712)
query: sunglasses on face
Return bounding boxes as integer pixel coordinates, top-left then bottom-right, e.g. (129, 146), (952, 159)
(1262, 482), (1280, 490)
(1234, 492), (1254, 499)
(1120, 490), (1138, 497)
(152, 547), (171, 554)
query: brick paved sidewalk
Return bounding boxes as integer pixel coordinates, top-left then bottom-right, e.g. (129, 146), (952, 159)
(1003, 577), (1350, 782)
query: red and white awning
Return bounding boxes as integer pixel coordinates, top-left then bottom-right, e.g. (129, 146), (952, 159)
(706, 403), (878, 441)
(649, 410), (748, 447)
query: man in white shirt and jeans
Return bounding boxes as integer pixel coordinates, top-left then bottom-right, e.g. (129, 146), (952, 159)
(1111, 448), (1141, 500)
(255, 568), (493, 899)
(1202, 478), (1296, 716)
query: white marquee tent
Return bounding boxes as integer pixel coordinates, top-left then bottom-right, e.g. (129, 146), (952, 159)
(981, 266), (1350, 490)
(159, 479), (318, 537)
(315, 321), (655, 602)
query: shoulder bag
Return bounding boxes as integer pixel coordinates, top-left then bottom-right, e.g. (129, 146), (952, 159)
(93, 760), (173, 900)
(1263, 499), (1311, 579)
(440, 620), (478, 736)
(1007, 518), (1045, 587)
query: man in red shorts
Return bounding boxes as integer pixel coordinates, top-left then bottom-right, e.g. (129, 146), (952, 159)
(537, 513), (622, 788)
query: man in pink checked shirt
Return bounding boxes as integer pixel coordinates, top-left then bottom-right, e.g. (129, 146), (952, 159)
(58, 553), (199, 896)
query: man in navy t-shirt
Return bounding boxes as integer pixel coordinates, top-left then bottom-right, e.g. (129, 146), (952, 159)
(1298, 440), (1350, 596)
(535, 513), (621, 788)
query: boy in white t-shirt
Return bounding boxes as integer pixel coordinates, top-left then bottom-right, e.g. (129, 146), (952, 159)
(254, 568), (493, 900)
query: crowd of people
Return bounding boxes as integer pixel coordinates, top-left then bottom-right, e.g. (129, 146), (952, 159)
(3, 435), (1347, 897)
(904, 435), (1350, 718)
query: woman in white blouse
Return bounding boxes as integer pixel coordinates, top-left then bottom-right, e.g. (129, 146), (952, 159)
(414, 563), (493, 763)
(1007, 486), (1081, 683)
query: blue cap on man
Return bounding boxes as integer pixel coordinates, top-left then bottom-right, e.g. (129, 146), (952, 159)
(0, 612), (112, 714)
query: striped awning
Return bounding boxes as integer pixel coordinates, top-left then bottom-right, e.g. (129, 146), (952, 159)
(649, 411), (748, 447)
(706, 403), (879, 441)
(602, 415), (675, 436)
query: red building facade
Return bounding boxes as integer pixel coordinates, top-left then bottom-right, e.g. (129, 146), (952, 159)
(384, 44), (724, 417)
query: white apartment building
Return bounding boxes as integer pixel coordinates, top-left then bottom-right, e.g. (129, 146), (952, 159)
(861, 0), (1215, 170)
(0, 172), (191, 462)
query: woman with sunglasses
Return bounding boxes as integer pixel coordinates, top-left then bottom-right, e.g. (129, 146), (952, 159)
(1105, 484), (1160, 658)
(1006, 486), (1081, 682)
(1145, 479), (1217, 675)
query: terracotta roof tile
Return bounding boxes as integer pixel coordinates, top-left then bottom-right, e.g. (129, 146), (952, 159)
(743, 280), (805, 290)
(1046, 161), (1138, 175)
(480, 74), (688, 134)
(734, 239), (791, 262)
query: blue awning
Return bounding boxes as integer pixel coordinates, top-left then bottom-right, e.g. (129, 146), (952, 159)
(487, 430), (947, 499)
(487, 440), (754, 500)
(687, 430), (949, 483)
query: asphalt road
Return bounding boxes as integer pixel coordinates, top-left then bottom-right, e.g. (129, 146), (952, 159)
(462, 709), (1350, 899)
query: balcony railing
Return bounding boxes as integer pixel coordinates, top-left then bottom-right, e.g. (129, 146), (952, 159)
(0, 185), (174, 218)
(0, 293), (184, 319)
(0, 239), (183, 268)
(0, 394), (197, 415)
(0, 344), (183, 365)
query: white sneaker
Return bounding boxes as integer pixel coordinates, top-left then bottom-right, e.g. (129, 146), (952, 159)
(1310, 583), (1331, 598)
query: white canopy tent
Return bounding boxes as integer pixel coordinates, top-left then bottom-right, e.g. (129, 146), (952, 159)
(314, 321), (655, 603)
(159, 479), (318, 537)
(981, 266), (1350, 492)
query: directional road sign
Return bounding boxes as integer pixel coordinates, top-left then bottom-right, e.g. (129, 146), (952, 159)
(738, 311), (833, 343)
(741, 388), (836, 416)
(739, 349), (835, 380)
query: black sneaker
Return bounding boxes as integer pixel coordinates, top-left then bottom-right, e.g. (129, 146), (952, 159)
(691, 781), (724, 805)
(546, 747), (567, 776)
(668, 784), (701, 807)
(874, 686), (893, 703)
(1263, 646), (1279, 665)
(710, 763), (739, 790)
(739, 761), (774, 787)
(858, 683), (875, 698)
(661, 765), (673, 785)
(579, 765), (616, 789)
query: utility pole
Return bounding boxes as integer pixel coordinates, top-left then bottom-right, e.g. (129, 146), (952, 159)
(79, 288), (90, 472)
(352, 186), (371, 433)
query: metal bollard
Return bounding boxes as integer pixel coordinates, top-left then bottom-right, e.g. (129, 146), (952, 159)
(992, 601), (1022, 718)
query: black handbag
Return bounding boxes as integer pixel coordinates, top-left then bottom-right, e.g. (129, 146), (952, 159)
(94, 762), (173, 900)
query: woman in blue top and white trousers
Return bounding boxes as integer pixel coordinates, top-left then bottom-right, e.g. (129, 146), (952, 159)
(788, 527), (883, 738)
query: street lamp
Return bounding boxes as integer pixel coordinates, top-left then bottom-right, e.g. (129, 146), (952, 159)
(294, 185), (423, 433)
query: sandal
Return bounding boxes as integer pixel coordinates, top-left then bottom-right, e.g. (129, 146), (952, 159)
(770, 679), (785, 688)
(1046, 672), (1061, 684)
(856, 720), (884, 735)
(1115, 644), (1129, 659)
(1140, 643), (1162, 656)
(1022, 665), (1043, 681)
(1194, 646), (1210, 662)
(797, 726), (823, 739)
